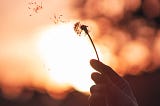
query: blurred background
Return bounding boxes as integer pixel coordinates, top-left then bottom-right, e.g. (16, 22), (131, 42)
(0, 0), (160, 106)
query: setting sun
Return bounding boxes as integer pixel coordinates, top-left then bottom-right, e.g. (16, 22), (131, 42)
(36, 22), (99, 92)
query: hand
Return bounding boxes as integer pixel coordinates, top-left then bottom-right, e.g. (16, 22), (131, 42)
(89, 59), (138, 106)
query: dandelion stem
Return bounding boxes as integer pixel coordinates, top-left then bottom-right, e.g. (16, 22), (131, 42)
(86, 33), (100, 61)
(74, 22), (100, 61)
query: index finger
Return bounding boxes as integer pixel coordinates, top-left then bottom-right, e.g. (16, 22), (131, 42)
(90, 59), (124, 84)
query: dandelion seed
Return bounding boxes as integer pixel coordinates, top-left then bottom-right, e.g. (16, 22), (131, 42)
(74, 22), (100, 61)
(50, 14), (67, 24)
(27, 1), (43, 16)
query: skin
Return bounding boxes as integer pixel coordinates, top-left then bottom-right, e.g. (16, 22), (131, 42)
(142, 0), (160, 18)
(89, 59), (138, 106)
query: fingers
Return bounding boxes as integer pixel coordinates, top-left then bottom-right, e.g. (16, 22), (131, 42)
(91, 72), (103, 84)
(90, 84), (106, 94)
(89, 59), (138, 106)
(90, 59), (112, 74)
(89, 84), (106, 106)
(90, 59), (138, 103)
(90, 59), (126, 87)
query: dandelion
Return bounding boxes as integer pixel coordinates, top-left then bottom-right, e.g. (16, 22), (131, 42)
(74, 22), (100, 61)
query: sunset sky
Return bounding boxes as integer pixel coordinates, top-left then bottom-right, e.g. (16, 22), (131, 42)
(0, 0), (73, 98)
(0, 0), (97, 99)
(0, 0), (160, 101)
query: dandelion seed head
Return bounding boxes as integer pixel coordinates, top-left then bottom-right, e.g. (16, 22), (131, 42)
(73, 22), (100, 61)
(74, 22), (82, 35)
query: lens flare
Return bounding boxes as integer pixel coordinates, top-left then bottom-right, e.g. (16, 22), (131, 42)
(36, 22), (100, 93)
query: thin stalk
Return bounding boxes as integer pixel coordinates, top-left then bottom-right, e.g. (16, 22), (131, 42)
(86, 33), (100, 61)
(74, 22), (100, 61)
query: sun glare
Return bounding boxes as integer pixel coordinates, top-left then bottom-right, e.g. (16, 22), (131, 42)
(36, 22), (98, 92)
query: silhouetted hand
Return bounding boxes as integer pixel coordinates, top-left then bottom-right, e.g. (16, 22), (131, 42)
(89, 59), (138, 106)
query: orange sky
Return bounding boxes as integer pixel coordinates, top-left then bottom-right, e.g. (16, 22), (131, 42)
(0, 0), (74, 98)
(0, 0), (160, 100)
(0, 0), (96, 99)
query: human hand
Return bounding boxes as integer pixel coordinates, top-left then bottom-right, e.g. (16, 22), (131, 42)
(89, 59), (138, 106)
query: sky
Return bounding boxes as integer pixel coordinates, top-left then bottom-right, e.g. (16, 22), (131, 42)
(0, 0), (95, 99)
(0, 0), (160, 101)
(0, 0), (70, 99)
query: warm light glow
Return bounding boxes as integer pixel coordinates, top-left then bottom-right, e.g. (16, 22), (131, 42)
(36, 22), (99, 92)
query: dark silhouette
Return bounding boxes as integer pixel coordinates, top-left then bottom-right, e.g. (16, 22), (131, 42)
(124, 68), (160, 106)
(89, 59), (138, 106)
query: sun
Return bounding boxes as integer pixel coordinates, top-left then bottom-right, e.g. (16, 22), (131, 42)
(36, 22), (99, 92)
